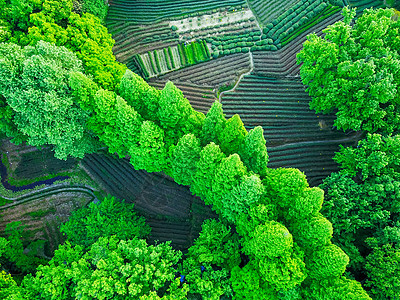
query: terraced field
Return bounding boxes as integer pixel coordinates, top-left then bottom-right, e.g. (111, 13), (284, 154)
(149, 80), (216, 114)
(1, 0), (390, 255)
(252, 10), (343, 77)
(220, 75), (360, 184)
(155, 52), (251, 88)
(81, 153), (216, 249)
(106, 0), (246, 24)
(0, 185), (96, 255)
(247, 0), (300, 25)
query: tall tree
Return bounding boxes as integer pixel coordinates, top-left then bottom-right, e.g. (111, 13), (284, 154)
(200, 101), (226, 146)
(297, 7), (400, 133)
(218, 114), (247, 155)
(157, 81), (193, 147)
(90, 89), (142, 158)
(191, 142), (225, 200)
(238, 126), (269, 177)
(170, 133), (201, 186)
(0, 41), (98, 159)
(129, 120), (168, 173)
(119, 70), (161, 121)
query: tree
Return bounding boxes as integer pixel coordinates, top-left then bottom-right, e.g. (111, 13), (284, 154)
(170, 133), (201, 186)
(191, 142), (225, 200)
(81, 0), (108, 24)
(182, 219), (239, 299)
(297, 7), (400, 133)
(60, 196), (150, 249)
(211, 154), (247, 213)
(200, 101), (226, 146)
(303, 276), (372, 300)
(0, 41), (98, 159)
(0, 0), (126, 90)
(238, 126), (269, 176)
(218, 114), (247, 155)
(306, 243), (349, 279)
(321, 133), (400, 297)
(157, 81), (192, 136)
(129, 120), (168, 173)
(22, 236), (184, 299)
(90, 89), (142, 158)
(221, 174), (265, 223)
(119, 70), (161, 122)
(365, 243), (400, 300)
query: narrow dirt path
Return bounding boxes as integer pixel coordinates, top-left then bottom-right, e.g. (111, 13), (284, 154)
(219, 51), (254, 102)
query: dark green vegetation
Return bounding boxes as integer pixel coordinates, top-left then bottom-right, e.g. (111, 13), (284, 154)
(298, 7), (400, 133)
(0, 1), (399, 300)
(298, 6), (400, 300)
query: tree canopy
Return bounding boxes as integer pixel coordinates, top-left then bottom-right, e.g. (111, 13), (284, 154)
(297, 7), (400, 133)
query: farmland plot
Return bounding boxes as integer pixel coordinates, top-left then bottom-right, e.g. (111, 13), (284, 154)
(106, 0), (247, 24)
(149, 80), (216, 114)
(81, 153), (216, 249)
(0, 187), (94, 255)
(252, 10), (343, 77)
(221, 75), (360, 185)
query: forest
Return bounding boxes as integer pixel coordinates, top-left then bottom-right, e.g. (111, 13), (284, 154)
(0, 0), (399, 299)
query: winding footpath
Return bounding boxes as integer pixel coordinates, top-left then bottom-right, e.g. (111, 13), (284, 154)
(0, 159), (97, 210)
(218, 51), (254, 102)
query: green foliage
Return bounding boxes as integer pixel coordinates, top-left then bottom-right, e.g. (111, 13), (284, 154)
(221, 174), (265, 223)
(286, 187), (324, 221)
(0, 41), (99, 159)
(218, 114), (247, 155)
(306, 243), (349, 279)
(231, 261), (277, 300)
(0, 221), (47, 275)
(334, 133), (400, 180)
(243, 221), (293, 259)
(238, 126), (269, 176)
(262, 168), (309, 211)
(90, 89), (142, 158)
(129, 120), (168, 173)
(69, 70), (100, 112)
(171, 133), (201, 186)
(22, 236), (183, 299)
(0, 270), (25, 300)
(157, 81), (193, 146)
(365, 243), (400, 300)
(297, 7), (400, 133)
(321, 133), (400, 298)
(60, 196), (150, 249)
(81, 0), (108, 24)
(303, 276), (372, 300)
(0, 0), (125, 90)
(290, 213), (333, 251)
(187, 219), (240, 270)
(257, 245), (307, 292)
(191, 142), (225, 200)
(200, 101), (226, 147)
(118, 70), (161, 121)
(211, 154), (247, 213)
(182, 219), (238, 299)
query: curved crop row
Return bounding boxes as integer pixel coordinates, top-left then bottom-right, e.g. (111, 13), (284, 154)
(149, 80), (216, 114)
(158, 52), (251, 88)
(263, 1), (342, 48)
(81, 152), (216, 249)
(247, 0), (300, 25)
(106, 0), (246, 24)
(220, 75), (360, 184)
(252, 11), (343, 77)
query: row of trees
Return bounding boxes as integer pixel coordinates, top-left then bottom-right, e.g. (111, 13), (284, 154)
(0, 37), (371, 297)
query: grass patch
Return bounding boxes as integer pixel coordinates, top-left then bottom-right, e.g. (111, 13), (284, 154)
(26, 208), (57, 219)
